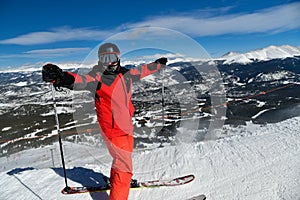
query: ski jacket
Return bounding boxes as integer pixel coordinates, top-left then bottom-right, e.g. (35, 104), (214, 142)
(66, 63), (162, 138)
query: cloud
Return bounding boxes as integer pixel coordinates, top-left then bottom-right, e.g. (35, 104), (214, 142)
(125, 2), (300, 36)
(0, 27), (111, 45)
(0, 47), (91, 59)
(25, 47), (91, 55)
(0, 3), (299, 46)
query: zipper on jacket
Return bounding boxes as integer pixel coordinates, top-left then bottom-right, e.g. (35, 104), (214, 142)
(112, 109), (115, 128)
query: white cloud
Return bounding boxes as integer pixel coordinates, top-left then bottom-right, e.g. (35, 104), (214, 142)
(0, 3), (299, 46)
(0, 27), (111, 45)
(0, 47), (91, 59)
(125, 2), (300, 36)
(25, 47), (91, 55)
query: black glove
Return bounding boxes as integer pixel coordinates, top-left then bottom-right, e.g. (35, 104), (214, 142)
(42, 64), (75, 90)
(155, 57), (168, 65)
(42, 63), (63, 82)
(42, 63), (64, 88)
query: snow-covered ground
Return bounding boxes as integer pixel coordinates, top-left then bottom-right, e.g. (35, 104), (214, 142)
(1, 116), (300, 200)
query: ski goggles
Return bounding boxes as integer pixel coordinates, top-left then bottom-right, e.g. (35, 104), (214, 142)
(98, 53), (120, 65)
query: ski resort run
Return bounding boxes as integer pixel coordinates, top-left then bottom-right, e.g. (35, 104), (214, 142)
(1, 116), (300, 200)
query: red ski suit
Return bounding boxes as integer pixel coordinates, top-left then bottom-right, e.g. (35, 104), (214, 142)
(67, 62), (162, 200)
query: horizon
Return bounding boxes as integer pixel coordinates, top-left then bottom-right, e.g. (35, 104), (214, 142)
(0, 44), (299, 73)
(0, 0), (300, 70)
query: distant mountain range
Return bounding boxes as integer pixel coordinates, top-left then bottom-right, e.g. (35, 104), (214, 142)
(1, 44), (300, 155)
(217, 45), (300, 64)
(1, 45), (300, 73)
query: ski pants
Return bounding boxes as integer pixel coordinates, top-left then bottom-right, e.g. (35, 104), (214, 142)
(105, 135), (134, 200)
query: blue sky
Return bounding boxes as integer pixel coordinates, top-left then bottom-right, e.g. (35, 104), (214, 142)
(0, 0), (299, 70)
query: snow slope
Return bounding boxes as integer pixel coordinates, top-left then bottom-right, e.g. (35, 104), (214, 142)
(219, 45), (300, 64)
(1, 117), (300, 200)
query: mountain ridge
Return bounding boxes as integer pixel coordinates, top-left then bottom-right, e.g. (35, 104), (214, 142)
(1, 45), (300, 73)
(218, 45), (300, 64)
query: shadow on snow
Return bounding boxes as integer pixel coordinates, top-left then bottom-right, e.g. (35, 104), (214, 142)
(52, 166), (110, 200)
(6, 167), (110, 200)
(6, 167), (42, 200)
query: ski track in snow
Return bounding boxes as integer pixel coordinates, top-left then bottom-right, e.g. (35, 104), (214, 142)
(1, 117), (300, 200)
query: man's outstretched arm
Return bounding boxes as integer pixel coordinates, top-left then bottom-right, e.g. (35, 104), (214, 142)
(42, 63), (100, 91)
(129, 57), (168, 81)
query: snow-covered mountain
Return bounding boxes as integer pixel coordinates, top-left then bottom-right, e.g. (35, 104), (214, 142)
(1, 45), (299, 73)
(218, 45), (300, 64)
(1, 53), (300, 155)
(1, 44), (300, 199)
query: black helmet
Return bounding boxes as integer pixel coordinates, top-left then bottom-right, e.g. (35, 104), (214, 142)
(98, 43), (120, 56)
(98, 43), (120, 71)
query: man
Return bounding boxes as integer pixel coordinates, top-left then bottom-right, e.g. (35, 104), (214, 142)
(42, 43), (167, 200)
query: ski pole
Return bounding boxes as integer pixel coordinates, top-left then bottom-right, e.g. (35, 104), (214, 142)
(51, 85), (69, 189)
(162, 66), (165, 127)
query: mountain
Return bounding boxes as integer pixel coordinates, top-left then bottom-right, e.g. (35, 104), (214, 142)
(1, 54), (300, 156)
(1, 45), (299, 73)
(218, 45), (300, 64)
(1, 44), (300, 199)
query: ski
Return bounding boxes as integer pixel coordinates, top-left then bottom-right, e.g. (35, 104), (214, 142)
(187, 194), (206, 200)
(62, 174), (195, 194)
(140, 174), (194, 187)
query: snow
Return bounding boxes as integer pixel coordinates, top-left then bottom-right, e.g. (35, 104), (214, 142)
(251, 108), (275, 119)
(1, 44), (300, 199)
(12, 82), (28, 87)
(1, 117), (300, 199)
(1, 127), (12, 131)
(40, 106), (76, 116)
(255, 71), (294, 82)
(1, 45), (299, 74)
(218, 45), (300, 64)
(0, 62), (94, 73)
